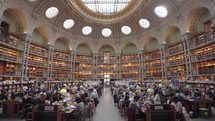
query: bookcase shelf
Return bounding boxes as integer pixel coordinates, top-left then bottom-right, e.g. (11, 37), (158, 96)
(121, 54), (138, 63)
(144, 59), (161, 69)
(53, 50), (70, 61)
(167, 54), (185, 67)
(0, 46), (17, 62)
(166, 42), (184, 56)
(52, 50), (70, 80)
(27, 66), (46, 78)
(144, 69), (162, 78)
(144, 50), (160, 61)
(75, 55), (92, 63)
(29, 42), (48, 57)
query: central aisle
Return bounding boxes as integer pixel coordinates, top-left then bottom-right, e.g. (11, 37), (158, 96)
(93, 87), (125, 121)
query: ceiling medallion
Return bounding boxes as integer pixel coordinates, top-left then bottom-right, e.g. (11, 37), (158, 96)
(68, 0), (148, 24)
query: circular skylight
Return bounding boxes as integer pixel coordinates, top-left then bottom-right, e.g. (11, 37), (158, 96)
(139, 19), (150, 29)
(45, 7), (59, 19)
(154, 6), (168, 18)
(102, 28), (112, 37)
(121, 26), (131, 35)
(63, 19), (75, 29)
(82, 26), (92, 35)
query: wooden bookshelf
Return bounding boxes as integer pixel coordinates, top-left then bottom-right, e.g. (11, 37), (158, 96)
(143, 49), (162, 80)
(189, 30), (215, 80)
(144, 69), (162, 79)
(166, 42), (184, 56)
(121, 54), (139, 80)
(144, 60), (161, 69)
(29, 42), (47, 57)
(74, 54), (93, 81)
(28, 54), (46, 67)
(167, 54), (185, 66)
(144, 50), (160, 61)
(191, 44), (215, 62)
(0, 46), (17, 62)
(27, 66), (45, 78)
(52, 69), (69, 80)
(52, 50), (70, 80)
(166, 66), (186, 80)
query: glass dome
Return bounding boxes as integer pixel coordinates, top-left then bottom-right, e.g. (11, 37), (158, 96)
(82, 0), (132, 15)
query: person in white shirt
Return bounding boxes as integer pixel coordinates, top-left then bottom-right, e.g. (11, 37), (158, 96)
(153, 89), (161, 104)
(171, 96), (182, 113)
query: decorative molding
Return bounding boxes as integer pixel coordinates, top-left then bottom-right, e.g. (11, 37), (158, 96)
(51, 25), (58, 37)
(93, 40), (98, 47)
(156, 26), (162, 36)
(176, 12), (184, 25)
(29, 12), (39, 24)
(115, 40), (120, 47)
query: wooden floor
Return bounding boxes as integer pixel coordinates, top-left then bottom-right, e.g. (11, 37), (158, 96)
(0, 87), (215, 121)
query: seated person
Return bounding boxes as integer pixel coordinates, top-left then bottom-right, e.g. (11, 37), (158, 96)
(129, 95), (145, 119)
(123, 94), (130, 108)
(74, 97), (84, 110)
(171, 96), (183, 120)
(34, 92), (50, 106)
(153, 89), (161, 104)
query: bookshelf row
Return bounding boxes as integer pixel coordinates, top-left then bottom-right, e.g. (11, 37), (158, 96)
(0, 22), (215, 84)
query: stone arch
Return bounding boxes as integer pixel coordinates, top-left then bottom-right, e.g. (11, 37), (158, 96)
(76, 42), (93, 55)
(121, 43), (137, 54)
(1, 8), (26, 33)
(187, 7), (211, 34)
(54, 37), (71, 51)
(164, 26), (181, 44)
(98, 44), (115, 55)
(143, 36), (159, 51)
(32, 27), (49, 45)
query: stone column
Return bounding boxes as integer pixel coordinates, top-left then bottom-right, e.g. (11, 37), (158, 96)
(93, 53), (98, 81)
(182, 33), (193, 81)
(137, 50), (143, 82)
(159, 44), (166, 80)
(47, 45), (54, 81)
(20, 34), (32, 80)
(70, 50), (76, 81)
(116, 53), (121, 81)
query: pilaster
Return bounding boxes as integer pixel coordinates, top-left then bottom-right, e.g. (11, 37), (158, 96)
(20, 34), (32, 80)
(159, 44), (166, 80)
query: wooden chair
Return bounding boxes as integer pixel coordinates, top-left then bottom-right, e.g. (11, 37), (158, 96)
(192, 99), (212, 117)
(145, 104), (176, 121)
(127, 108), (145, 121)
(85, 102), (94, 121)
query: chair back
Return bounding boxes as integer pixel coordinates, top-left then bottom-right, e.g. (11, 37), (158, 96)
(127, 108), (136, 121)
